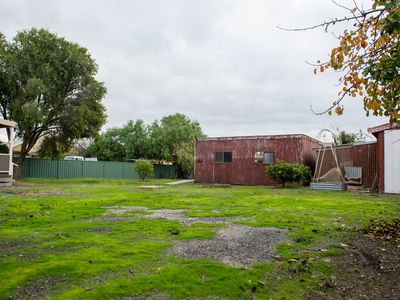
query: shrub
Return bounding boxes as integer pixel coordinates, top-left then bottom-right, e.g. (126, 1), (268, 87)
(266, 160), (311, 187)
(134, 160), (154, 181)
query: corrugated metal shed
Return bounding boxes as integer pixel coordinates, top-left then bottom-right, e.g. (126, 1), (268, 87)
(195, 134), (321, 185)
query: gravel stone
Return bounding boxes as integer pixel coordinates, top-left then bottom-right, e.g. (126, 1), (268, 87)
(172, 224), (288, 268)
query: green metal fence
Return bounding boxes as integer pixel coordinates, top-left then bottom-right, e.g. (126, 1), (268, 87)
(21, 158), (177, 179)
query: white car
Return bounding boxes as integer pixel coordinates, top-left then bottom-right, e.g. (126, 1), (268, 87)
(64, 156), (85, 161)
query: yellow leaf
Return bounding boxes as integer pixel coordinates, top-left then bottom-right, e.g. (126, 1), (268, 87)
(320, 66), (324, 73)
(361, 40), (367, 48)
(370, 100), (380, 110)
(335, 106), (344, 115)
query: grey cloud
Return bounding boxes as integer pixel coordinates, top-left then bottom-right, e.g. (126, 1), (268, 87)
(0, 0), (382, 141)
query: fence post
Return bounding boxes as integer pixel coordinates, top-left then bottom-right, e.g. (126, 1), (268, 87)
(56, 160), (59, 179)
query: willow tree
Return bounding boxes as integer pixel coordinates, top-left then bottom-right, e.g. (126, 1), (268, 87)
(283, 0), (400, 122)
(0, 28), (106, 169)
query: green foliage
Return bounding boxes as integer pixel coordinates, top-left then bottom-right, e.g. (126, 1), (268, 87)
(134, 160), (154, 181)
(312, 0), (400, 121)
(0, 179), (398, 299)
(267, 161), (311, 187)
(174, 142), (195, 178)
(0, 142), (8, 153)
(0, 28), (106, 164)
(87, 128), (126, 161)
(38, 136), (72, 160)
(88, 114), (204, 177)
(319, 128), (368, 145)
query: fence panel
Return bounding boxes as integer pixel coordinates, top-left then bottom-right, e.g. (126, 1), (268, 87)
(58, 160), (83, 178)
(82, 161), (104, 178)
(22, 159), (58, 178)
(21, 158), (177, 180)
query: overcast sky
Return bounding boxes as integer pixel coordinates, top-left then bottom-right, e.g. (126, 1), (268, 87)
(0, 0), (386, 141)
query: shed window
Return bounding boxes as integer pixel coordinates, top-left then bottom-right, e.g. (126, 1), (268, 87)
(215, 151), (232, 163)
(254, 151), (275, 164)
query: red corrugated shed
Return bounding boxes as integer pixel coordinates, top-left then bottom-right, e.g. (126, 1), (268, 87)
(194, 134), (321, 185)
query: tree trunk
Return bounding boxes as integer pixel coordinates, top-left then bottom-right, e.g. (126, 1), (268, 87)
(14, 151), (27, 179)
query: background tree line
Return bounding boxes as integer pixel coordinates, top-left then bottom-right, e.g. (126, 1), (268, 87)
(86, 113), (205, 178)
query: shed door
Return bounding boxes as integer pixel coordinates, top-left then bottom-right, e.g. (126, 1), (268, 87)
(384, 129), (400, 194)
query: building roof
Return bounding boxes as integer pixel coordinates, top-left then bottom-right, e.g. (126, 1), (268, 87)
(0, 119), (16, 128)
(197, 134), (321, 144)
(368, 123), (400, 134)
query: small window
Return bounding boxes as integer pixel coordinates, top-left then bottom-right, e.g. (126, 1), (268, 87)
(254, 151), (275, 164)
(215, 151), (232, 163)
(215, 152), (223, 163)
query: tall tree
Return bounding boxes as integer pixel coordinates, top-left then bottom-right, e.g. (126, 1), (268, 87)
(152, 113), (205, 177)
(87, 128), (126, 161)
(282, 0), (400, 122)
(88, 114), (205, 178)
(0, 28), (106, 169)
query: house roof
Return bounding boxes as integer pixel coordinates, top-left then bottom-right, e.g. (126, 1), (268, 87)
(368, 123), (400, 134)
(0, 119), (16, 128)
(13, 135), (45, 155)
(197, 134), (321, 144)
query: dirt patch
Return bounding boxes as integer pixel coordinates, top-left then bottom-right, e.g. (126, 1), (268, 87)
(309, 236), (400, 299)
(14, 277), (62, 300)
(12, 181), (44, 187)
(123, 289), (171, 300)
(0, 241), (31, 250)
(105, 206), (148, 215)
(172, 224), (288, 268)
(90, 216), (138, 223)
(84, 227), (113, 233)
(1, 189), (66, 196)
(138, 185), (164, 190)
(95, 207), (246, 226)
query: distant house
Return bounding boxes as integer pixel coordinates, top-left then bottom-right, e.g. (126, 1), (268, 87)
(12, 136), (45, 158)
(369, 123), (400, 194)
(194, 134), (321, 185)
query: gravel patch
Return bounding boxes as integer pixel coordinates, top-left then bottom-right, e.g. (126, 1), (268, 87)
(172, 224), (288, 268)
(105, 206), (148, 215)
(94, 207), (246, 226)
(138, 185), (164, 190)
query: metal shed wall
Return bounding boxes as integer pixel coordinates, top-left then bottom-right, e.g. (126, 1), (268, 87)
(314, 142), (377, 189)
(195, 135), (321, 185)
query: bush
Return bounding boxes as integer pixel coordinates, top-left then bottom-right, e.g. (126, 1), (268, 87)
(266, 160), (311, 187)
(134, 160), (154, 181)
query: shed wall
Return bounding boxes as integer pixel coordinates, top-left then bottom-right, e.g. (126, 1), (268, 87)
(195, 136), (319, 185)
(314, 143), (377, 189)
(384, 129), (400, 194)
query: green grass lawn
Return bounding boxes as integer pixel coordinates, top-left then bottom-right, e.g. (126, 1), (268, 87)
(0, 179), (399, 299)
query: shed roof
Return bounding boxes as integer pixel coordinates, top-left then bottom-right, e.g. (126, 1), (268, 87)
(368, 123), (400, 134)
(197, 134), (321, 144)
(0, 119), (16, 128)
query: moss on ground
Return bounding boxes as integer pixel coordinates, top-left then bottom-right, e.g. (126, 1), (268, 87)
(0, 179), (399, 299)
